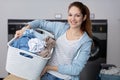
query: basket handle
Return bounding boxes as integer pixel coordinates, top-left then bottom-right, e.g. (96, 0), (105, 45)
(35, 28), (54, 38)
(19, 52), (33, 59)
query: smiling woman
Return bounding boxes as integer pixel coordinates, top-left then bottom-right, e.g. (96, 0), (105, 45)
(67, 1), (92, 39)
(7, 1), (93, 80)
(7, 19), (107, 80)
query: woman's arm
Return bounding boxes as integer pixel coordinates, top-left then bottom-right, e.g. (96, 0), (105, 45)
(40, 65), (58, 77)
(58, 41), (92, 76)
(41, 41), (92, 76)
(15, 19), (68, 39)
(28, 19), (66, 35)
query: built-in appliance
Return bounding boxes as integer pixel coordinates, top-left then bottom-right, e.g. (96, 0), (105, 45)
(80, 20), (107, 80)
(8, 19), (33, 41)
(90, 20), (107, 60)
(8, 19), (107, 80)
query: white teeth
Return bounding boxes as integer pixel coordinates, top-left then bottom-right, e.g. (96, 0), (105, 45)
(71, 21), (76, 25)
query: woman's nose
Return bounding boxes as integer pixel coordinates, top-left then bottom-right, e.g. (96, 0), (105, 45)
(71, 16), (75, 21)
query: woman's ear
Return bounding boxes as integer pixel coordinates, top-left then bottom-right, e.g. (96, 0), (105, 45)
(83, 15), (87, 21)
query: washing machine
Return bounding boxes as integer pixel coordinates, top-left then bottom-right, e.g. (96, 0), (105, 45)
(80, 19), (107, 80)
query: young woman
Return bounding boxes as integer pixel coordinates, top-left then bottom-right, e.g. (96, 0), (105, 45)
(15, 1), (93, 80)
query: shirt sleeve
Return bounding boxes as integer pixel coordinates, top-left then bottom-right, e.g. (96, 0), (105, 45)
(27, 19), (67, 36)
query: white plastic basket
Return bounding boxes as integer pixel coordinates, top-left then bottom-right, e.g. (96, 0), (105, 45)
(6, 29), (54, 80)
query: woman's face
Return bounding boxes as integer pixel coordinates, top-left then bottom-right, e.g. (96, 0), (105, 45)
(67, 6), (84, 29)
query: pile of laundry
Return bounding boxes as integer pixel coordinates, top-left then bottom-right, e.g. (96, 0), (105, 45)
(100, 67), (120, 76)
(11, 29), (55, 58)
(100, 64), (120, 76)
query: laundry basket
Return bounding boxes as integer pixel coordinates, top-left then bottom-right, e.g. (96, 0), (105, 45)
(6, 29), (54, 80)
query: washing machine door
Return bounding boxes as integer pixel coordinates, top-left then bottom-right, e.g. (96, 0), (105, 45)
(89, 37), (100, 61)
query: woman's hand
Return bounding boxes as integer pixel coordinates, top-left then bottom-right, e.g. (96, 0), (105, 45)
(40, 66), (48, 77)
(14, 25), (30, 38)
(40, 65), (58, 77)
(14, 29), (24, 38)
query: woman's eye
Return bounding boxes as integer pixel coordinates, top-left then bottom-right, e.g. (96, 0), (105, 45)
(68, 13), (82, 17)
(76, 15), (80, 17)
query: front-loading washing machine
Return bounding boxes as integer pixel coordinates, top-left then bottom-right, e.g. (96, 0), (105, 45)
(80, 19), (107, 80)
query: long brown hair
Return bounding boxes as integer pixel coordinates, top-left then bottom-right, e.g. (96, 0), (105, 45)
(68, 1), (92, 38)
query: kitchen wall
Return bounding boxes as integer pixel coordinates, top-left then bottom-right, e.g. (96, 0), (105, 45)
(0, 0), (120, 78)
